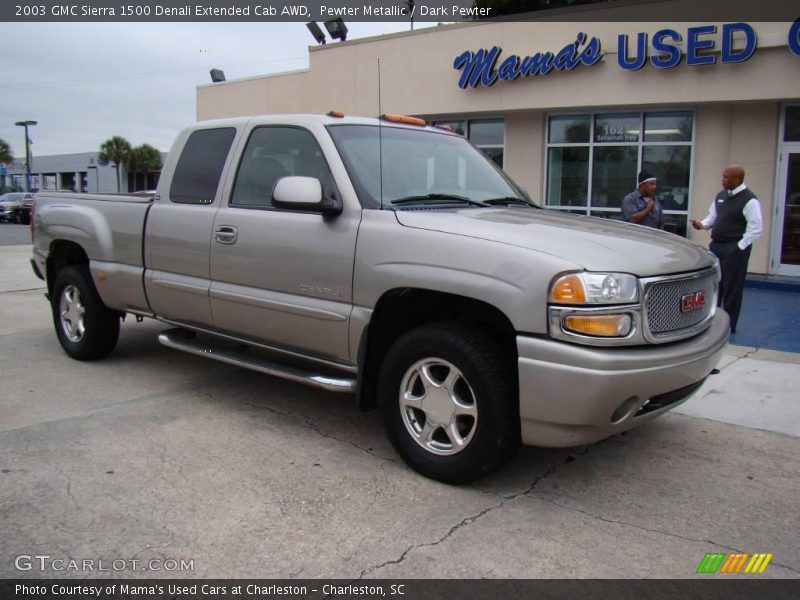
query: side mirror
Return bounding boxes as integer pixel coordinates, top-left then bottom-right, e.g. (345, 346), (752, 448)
(273, 176), (342, 216)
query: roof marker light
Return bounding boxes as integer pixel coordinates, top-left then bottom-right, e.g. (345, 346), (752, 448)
(381, 114), (427, 127)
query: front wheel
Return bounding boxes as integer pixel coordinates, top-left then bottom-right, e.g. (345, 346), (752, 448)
(378, 323), (519, 483)
(51, 266), (120, 360)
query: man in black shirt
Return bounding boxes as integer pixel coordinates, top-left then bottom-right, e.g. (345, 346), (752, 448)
(691, 165), (763, 333)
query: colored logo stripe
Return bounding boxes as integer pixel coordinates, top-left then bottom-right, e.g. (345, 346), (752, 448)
(696, 552), (773, 574)
(745, 553), (773, 574)
(720, 553), (749, 573)
(697, 553), (726, 574)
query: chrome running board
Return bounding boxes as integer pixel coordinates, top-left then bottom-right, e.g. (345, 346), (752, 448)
(158, 328), (357, 393)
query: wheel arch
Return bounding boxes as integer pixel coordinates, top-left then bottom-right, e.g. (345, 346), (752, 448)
(46, 240), (90, 298)
(357, 287), (518, 411)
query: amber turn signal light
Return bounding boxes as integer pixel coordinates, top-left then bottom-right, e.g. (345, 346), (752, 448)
(550, 274), (586, 303)
(564, 314), (632, 337)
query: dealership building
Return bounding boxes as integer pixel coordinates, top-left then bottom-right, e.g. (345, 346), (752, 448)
(3, 152), (167, 194)
(197, 4), (800, 278)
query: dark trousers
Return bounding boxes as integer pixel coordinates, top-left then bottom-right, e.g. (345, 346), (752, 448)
(710, 240), (751, 332)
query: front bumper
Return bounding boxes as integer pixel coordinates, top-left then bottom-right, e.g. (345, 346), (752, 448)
(517, 310), (729, 447)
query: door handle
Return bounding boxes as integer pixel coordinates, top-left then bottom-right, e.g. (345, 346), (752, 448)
(214, 226), (238, 244)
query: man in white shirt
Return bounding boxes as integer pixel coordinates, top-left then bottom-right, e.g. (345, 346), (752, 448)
(691, 165), (762, 333)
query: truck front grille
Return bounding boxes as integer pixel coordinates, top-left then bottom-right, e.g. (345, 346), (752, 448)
(643, 269), (718, 342)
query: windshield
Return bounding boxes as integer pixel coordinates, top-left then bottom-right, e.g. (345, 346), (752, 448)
(327, 125), (532, 209)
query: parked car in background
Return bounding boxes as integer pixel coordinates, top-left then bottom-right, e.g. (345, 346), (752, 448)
(0, 192), (35, 224)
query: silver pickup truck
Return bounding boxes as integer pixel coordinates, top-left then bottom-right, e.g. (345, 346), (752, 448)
(31, 113), (728, 483)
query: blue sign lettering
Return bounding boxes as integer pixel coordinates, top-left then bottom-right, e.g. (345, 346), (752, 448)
(721, 23), (756, 63)
(456, 22), (782, 88)
(789, 19), (800, 56)
(453, 33), (603, 89)
(651, 29), (682, 69)
(686, 25), (717, 66)
(453, 47), (501, 88)
(577, 33), (603, 67)
(618, 33), (647, 71)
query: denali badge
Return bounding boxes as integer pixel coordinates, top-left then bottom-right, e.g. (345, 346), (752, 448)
(681, 291), (706, 313)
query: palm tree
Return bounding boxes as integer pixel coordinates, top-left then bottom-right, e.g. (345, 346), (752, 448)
(125, 144), (162, 191)
(0, 139), (12, 190)
(98, 136), (132, 192)
(0, 138), (13, 164)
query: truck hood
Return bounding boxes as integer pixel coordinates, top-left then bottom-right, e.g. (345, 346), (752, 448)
(394, 207), (715, 277)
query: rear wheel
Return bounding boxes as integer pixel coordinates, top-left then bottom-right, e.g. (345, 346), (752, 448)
(378, 323), (519, 483)
(52, 266), (120, 360)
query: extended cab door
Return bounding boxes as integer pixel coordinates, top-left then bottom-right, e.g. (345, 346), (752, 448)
(208, 125), (359, 363)
(145, 126), (237, 327)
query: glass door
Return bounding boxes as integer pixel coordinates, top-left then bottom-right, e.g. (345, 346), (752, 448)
(774, 150), (800, 276)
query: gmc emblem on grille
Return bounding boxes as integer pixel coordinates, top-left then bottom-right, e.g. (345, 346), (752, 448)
(681, 291), (706, 313)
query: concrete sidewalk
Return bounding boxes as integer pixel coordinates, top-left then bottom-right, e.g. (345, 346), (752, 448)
(1, 243), (798, 580)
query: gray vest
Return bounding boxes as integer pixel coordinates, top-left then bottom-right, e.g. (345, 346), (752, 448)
(711, 188), (755, 242)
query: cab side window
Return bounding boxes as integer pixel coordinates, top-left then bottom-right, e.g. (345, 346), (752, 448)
(230, 126), (335, 208)
(170, 128), (236, 205)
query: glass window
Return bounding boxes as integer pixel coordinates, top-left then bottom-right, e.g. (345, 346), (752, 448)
(433, 120), (466, 136)
(784, 106), (800, 142)
(591, 146), (638, 208)
(480, 147), (504, 168)
(231, 127), (334, 208)
(590, 210), (626, 222)
(468, 120), (504, 146)
(663, 214), (688, 237)
(547, 147), (589, 207)
(170, 128), (236, 205)
(644, 111), (692, 142)
(549, 208), (588, 216)
(642, 146), (691, 211)
(594, 113), (640, 143)
(433, 119), (504, 165)
(546, 110), (693, 237)
(549, 115), (590, 144)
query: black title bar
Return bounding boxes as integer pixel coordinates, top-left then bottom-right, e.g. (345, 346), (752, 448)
(2, 0), (799, 22)
(2, 579), (800, 600)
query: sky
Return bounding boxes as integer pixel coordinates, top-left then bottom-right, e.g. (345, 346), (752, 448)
(0, 21), (432, 161)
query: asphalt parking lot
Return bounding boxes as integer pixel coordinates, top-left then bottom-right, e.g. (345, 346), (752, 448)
(1, 233), (798, 580)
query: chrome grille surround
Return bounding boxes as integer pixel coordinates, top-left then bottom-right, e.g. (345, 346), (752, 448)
(548, 266), (720, 347)
(641, 267), (719, 344)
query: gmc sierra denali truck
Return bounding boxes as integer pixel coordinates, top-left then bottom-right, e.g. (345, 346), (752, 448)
(30, 113), (729, 483)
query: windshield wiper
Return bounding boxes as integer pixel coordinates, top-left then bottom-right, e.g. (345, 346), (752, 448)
(390, 194), (489, 207)
(482, 197), (538, 207)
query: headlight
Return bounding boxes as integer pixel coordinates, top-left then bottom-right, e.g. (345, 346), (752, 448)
(549, 272), (639, 305)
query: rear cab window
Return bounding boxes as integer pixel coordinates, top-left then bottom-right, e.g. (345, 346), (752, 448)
(169, 128), (236, 205)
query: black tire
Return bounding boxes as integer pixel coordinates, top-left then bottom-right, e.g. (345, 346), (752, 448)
(378, 322), (520, 484)
(51, 265), (120, 360)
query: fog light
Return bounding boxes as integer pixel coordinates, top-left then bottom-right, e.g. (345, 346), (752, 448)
(564, 314), (632, 337)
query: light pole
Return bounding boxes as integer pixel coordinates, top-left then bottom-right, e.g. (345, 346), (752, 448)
(14, 120), (37, 192)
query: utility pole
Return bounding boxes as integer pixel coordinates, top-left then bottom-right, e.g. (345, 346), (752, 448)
(14, 120), (37, 192)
